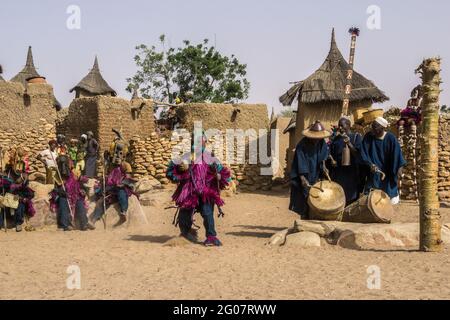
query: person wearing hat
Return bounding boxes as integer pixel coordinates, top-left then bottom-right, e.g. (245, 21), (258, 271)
(329, 117), (364, 205)
(361, 117), (406, 205)
(289, 120), (330, 219)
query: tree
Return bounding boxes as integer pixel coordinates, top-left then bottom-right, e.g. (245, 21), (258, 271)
(279, 107), (295, 118)
(416, 58), (443, 252)
(127, 35), (250, 104)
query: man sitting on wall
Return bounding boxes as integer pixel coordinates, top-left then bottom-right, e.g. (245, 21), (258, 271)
(90, 131), (135, 228)
(289, 121), (330, 219)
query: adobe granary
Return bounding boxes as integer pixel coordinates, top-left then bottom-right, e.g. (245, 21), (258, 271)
(56, 95), (154, 153)
(70, 56), (117, 98)
(279, 28), (389, 145)
(8, 46), (61, 110)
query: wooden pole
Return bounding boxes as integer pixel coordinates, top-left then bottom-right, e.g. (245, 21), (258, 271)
(342, 27), (360, 116)
(416, 58), (443, 252)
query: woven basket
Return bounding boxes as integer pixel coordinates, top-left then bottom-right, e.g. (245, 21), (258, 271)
(352, 108), (370, 124)
(363, 109), (384, 124)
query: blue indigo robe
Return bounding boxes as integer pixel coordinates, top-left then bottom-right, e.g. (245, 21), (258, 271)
(289, 138), (329, 216)
(361, 131), (406, 198)
(330, 132), (363, 205)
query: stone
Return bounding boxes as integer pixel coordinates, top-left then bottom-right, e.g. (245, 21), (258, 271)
(89, 195), (148, 229)
(285, 232), (321, 248)
(28, 181), (54, 200)
(139, 190), (165, 207)
(292, 220), (450, 250)
(134, 178), (162, 194)
(267, 228), (291, 246)
(29, 198), (57, 228)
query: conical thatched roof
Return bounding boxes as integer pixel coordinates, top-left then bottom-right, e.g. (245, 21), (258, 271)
(70, 56), (116, 96)
(10, 46), (42, 85)
(280, 29), (389, 106)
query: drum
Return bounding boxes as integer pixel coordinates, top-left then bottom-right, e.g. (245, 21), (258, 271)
(342, 189), (393, 224)
(307, 180), (346, 221)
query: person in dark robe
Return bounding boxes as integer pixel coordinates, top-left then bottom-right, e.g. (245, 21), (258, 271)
(84, 131), (99, 178)
(90, 161), (137, 228)
(289, 121), (330, 219)
(361, 117), (406, 205)
(49, 155), (94, 231)
(329, 117), (363, 205)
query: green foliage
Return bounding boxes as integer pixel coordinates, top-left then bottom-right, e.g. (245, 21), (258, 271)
(127, 35), (250, 104)
(440, 105), (449, 113)
(278, 107), (295, 118)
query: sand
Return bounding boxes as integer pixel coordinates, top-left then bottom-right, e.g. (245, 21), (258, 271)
(0, 189), (449, 300)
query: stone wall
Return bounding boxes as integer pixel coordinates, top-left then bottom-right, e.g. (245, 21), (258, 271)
(0, 81), (57, 174)
(57, 96), (154, 152)
(399, 115), (450, 202)
(176, 103), (269, 131)
(128, 103), (273, 191)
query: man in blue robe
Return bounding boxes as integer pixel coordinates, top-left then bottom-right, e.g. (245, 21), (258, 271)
(329, 117), (364, 205)
(361, 117), (406, 204)
(289, 121), (330, 219)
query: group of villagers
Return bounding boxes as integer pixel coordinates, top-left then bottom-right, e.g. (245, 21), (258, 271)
(289, 116), (406, 220)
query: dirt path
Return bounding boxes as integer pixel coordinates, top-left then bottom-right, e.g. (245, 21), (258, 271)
(1, 190), (449, 300)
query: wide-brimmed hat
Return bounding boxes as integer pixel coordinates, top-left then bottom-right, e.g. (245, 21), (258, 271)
(302, 121), (331, 139)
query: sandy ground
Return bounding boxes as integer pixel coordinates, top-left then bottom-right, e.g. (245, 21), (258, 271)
(0, 188), (449, 300)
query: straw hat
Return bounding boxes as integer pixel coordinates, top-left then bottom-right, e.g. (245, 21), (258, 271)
(302, 121), (331, 139)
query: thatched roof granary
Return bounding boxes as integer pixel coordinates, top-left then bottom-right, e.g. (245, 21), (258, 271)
(10, 46), (42, 85)
(70, 56), (117, 98)
(279, 28), (389, 145)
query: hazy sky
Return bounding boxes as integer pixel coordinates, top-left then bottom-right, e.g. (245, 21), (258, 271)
(1, 0), (449, 113)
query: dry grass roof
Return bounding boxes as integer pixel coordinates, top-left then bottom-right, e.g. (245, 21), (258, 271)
(10, 46), (41, 85)
(70, 56), (117, 96)
(280, 29), (389, 106)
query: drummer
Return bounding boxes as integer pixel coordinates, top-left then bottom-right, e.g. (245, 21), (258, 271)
(329, 117), (364, 205)
(361, 117), (406, 205)
(289, 120), (330, 219)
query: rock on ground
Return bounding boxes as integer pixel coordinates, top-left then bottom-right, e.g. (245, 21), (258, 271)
(28, 182), (53, 200)
(89, 195), (148, 229)
(285, 231), (321, 248)
(267, 228), (291, 246)
(293, 219), (450, 251)
(29, 199), (57, 228)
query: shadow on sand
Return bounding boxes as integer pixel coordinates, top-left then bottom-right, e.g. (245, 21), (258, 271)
(126, 234), (175, 244)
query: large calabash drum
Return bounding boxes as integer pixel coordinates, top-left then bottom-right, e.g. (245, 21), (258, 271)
(342, 189), (393, 224)
(307, 180), (346, 221)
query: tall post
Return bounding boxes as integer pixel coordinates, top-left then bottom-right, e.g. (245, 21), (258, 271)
(342, 27), (360, 116)
(416, 58), (443, 252)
